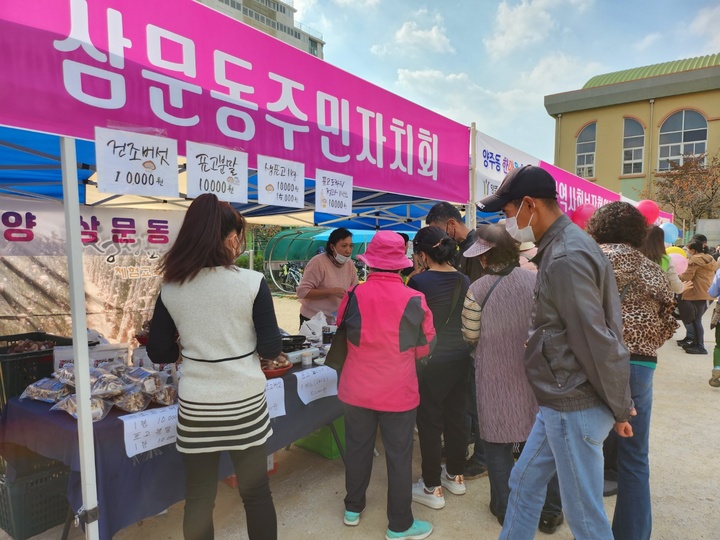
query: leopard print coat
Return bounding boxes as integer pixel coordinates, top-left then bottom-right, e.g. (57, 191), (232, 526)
(601, 243), (678, 358)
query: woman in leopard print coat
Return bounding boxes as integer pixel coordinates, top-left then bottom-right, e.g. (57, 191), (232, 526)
(586, 201), (676, 540)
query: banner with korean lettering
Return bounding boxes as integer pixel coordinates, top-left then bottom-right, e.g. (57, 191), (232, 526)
(0, 197), (182, 342)
(475, 130), (537, 198)
(537, 161), (619, 214)
(0, 0), (470, 203)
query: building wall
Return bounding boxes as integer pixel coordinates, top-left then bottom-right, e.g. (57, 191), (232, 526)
(553, 89), (720, 200)
(198, 0), (325, 59)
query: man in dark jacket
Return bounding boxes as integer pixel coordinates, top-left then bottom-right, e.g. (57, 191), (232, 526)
(477, 165), (635, 540)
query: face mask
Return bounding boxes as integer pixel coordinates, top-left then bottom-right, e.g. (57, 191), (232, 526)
(505, 201), (536, 244)
(334, 253), (351, 265)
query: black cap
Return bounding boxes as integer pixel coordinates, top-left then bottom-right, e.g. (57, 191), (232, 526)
(476, 165), (557, 213)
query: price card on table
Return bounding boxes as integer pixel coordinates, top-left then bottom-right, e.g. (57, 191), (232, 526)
(257, 155), (305, 209)
(316, 169), (353, 216)
(265, 377), (286, 419)
(119, 405), (178, 458)
(186, 141), (248, 203)
(293, 366), (338, 405)
(95, 127), (179, 197)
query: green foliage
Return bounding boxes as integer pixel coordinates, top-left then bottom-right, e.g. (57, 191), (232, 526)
(235, 252), (264, 272)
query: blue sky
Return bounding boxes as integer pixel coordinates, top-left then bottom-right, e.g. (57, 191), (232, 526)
(293, 0), (720, 162)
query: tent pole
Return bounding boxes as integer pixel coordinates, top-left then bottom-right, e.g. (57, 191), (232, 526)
(60, 136), (100, 540)
(467, 123), (477, 230)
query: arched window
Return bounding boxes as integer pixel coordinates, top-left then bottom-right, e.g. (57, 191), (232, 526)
(576, 123), (596, 178)
(622, 118), (644, 174)
(658, 110), (707, 171)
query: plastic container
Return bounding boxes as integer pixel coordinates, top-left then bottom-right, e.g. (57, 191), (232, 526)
(0, 443), (64, 478)
(301, 351), (313, 369)
(0, 333), (72, 403)
(0, 464), (70, 540)
(294, 417), (345, 459)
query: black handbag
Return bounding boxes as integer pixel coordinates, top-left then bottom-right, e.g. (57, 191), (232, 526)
(325, 286), (358, 375)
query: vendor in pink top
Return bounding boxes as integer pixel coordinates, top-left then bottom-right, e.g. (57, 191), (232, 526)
(296, 227), (359, 328)
(337, 231), (437, 540)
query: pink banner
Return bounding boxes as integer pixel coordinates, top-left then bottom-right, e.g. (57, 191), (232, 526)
(538, 161), (619, 214)
(0, 0), (470, 202)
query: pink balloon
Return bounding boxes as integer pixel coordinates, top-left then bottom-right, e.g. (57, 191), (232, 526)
(571, 203), (596, 229)
(637, 200), (660, 224)
(669, 252), (688, 275)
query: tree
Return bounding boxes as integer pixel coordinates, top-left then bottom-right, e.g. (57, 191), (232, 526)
(646, 152), (720, 232)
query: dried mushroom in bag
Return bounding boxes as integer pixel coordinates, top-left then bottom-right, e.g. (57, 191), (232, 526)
(51, 394), (112, 422)
(20, 377), (70, 403)
(123, 366), (162, 394)
(151, 385), (178, 406)
(111, 387), (152, 413)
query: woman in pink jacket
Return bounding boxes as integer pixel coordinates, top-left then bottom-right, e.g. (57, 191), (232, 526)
(337, 231), (436, 540)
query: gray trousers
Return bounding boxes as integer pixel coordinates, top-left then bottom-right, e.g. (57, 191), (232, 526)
(343, 404), (416, 533)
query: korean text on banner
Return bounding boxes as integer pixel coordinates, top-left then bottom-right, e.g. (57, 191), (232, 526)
(0, 0), (469, 202)
(257, 155), (305, 209)
(186, 141), (249, 203)
(475, 130), (538, 199)
(95, 128), (179, 198)
(538, 161), (619, 214)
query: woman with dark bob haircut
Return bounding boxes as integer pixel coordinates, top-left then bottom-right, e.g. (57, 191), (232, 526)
(587, 201), (676, 540)
(147, 193), (282, 540)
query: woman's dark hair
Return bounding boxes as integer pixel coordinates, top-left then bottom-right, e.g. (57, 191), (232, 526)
(686, 240), (704, 253)
(475, 224), (520, 269)
(159, 193), (246, 284)
(690, 234), (709, 254)
(412, 226), (457, 265)
(325, 227), (353, 258)
(639, 226), (665, 265)
(586, 202), (648, 248)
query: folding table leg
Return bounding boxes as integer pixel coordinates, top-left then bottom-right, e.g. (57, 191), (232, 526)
(61, 506), (73, 540)
(327, 421), (346, 465)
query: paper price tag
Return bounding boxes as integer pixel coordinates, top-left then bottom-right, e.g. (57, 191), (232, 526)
(257, 155), (305, 209)
(316, 169), (352, 216)
(95, 127), (179, 198)
(186, 141), (248, 203)
(119, 404), (178, 458)
(265, 377), (286, 419)
(293, 366), (338, 405)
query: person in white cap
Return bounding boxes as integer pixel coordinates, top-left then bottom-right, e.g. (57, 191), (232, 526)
(337, 231), (436, 540)
(477, 165), (635, 540)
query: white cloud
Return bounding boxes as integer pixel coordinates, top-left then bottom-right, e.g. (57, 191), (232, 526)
(483, 0), (593, 59)
(690, 5), (720, 50)
(370, 14), (454, 56)
(332, 0), (381, 7)
(634, 32), (661, 52)
(292, 0), (317, 21)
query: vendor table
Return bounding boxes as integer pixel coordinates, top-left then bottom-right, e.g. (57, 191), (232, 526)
(0, 366), (343, 540)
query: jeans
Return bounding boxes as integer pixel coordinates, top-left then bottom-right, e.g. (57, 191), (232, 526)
(485, 441), (562, 520)
(183, 444), (276, 540)
(466, 363), (487, 466)
(344, 404), (416, 533)
(417, 358), (469, 486)
(612, 364), (654, 540)
(499, 405), (614, 540)
(681, 300), (708, 348)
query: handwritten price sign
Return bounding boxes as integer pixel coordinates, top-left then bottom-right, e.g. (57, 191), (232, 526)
(119, 404), (178, 458)
(316, 169), (353, 216)
(186, 141), (248, 203)
(265, 377), (287, 419)
(257, 155), (305, 209)
(293, 366), (338, 405)
(95, 127), (178, 198)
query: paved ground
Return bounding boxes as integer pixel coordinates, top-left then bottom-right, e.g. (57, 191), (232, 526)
(20, 296), (720, 540)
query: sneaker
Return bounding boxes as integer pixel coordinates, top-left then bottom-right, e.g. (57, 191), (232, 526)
(440, 464), (466, 495)
(343, 509), (362, 526)
(709, 369), (720, 388)
(677, 337), (692, 346)
(412, 479), (445, 509)
(463, 458), (488, 479)
(685, 346), (708, 355)
(385, 519), (433, 540)
(538, 513), (564, 534)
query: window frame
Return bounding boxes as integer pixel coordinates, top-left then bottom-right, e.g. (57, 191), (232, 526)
(621, 118), (644, 175)
(575, 123), (596, 179)
(658, 110), (707, 172)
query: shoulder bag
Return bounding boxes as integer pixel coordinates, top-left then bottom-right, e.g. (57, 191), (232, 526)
(324, 286), (358, 375)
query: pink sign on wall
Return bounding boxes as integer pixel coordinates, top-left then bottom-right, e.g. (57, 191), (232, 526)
(538, 161), (619, 214)
(0, 0), (470, 202)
